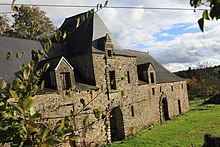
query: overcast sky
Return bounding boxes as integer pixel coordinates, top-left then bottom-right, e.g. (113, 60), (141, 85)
(1, 0), (220, 72)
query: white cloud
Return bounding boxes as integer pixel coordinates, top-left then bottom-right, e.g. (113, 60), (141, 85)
(1, 0), (219, 72)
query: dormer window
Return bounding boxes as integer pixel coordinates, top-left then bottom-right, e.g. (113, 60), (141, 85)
(49, 57), (75, 91)
(137, 63), (156, 84)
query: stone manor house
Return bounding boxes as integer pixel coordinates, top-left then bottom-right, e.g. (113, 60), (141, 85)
(0, 12), (189, 146)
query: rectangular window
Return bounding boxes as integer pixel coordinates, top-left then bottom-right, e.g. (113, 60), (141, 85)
(171, 85), (174, 92)
(152, 88), (155, 95)
(178, 100), (182, 114)
(160, 86), (162, 92)
(109, 71), (116, 90)
(181, 84), (184, 89)
(131, 105), (135, 117)
(127, 71), (130, 83)
(150, 72), (155, 83)
(107, 50), (112, 57)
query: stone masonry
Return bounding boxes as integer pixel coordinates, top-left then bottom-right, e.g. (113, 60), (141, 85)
(0, 12), (190, 147)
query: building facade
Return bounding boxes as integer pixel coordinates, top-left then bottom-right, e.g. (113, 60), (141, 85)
(0, 12), (189, 146)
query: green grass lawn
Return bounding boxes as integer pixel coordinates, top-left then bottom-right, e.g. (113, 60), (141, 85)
(107, 99), (220, 147)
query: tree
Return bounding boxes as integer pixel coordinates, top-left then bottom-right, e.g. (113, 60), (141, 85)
(0, 38), (108, 146)
(0, 1), (110, 146)
(0, 14), (10, 35)
(0, 47), (75, 146)
(190, 0), (220, 32)
(11, 5), (55, 40)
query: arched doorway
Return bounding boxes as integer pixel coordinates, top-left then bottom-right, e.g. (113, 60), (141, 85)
(110, 107), (125, 142)
(162, 98), (170, 121)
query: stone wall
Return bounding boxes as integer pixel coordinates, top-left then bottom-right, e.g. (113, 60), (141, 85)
(33, 53), (189, 146)
(34, 90), (109, 146)
(92, 53), (141, 137)
(92, 52), (189, 138)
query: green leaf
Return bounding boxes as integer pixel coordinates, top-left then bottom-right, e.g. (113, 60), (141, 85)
(42, 127), (50, 142)
(44, 41), (52, 52)
(63, 31), (67, 40)
(1, 79), (7, 89)
(32, 85), (39, 94)
(40, 80), (45, 90)
(70, 135), (79, 141)
(11, 0), (16, 9)
(202, 10), (210, 20)
(45, 137), (61, 145)
(86, 11), (89, 19)
(55, 30), (62, 42)
(42, 63), (50, 72)
(31, 50), (40, 62)
(21, 96), (34, 111)
(121, 90), (125, 97)
(100, 85), (103, 91)
(19, 81), (27, 90)
(23, 68), (31, 80)
(10, 103), (24, 115)
(16, 52), (22, 59)
(36, 69), (42, 76)
(12, 78), (21, 88)
(6, 52), (12, 60)
(38, 49), (45, 56)
(93, 108), (101, 119)
(1, 111), (9, 119)
(83, 115), (89, 127)
(90, 9), (94, 15)
(30, 75), (38, 84)
(191, 0), (201, 8)
(65, 90), (71, 97)
(29, 60), (36, 68)
(196, 0), (201, 7)
(76, 18), (80, 28)
(57, 118), (65, 132)
(31, 111), (41, 118)
(198, 17), (205, 32)
(27, 125), (40, 134)
(11, 6), (19, 12)
(0, 93), (7, 100)
(9, 89), (19, 101)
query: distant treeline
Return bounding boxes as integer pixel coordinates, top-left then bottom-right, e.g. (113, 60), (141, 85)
(174, 65), (220, 99)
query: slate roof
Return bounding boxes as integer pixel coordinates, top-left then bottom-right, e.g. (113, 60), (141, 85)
(92, 13), (122, 50)
(120, 50), (184, 83)
(0, 36), (44, 83)
(56, 12), (126, 57)
(0, 12), (184, 86)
